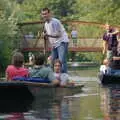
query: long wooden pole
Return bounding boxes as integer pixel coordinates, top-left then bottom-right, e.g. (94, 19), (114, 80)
(43, 24), (49, 64)
(43, 33), (48, 64)
(34, 24), (48, 64)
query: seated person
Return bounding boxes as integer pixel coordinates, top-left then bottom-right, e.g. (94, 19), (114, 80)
(108, 47), (120, 75)
(100, 58), (109, 74)
(29, 53), (59, 85)
(5, 52), (29, 81)
(53, 59), (69, 86)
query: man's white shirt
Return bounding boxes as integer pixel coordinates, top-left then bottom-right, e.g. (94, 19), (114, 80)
(44, 18), (69, 48)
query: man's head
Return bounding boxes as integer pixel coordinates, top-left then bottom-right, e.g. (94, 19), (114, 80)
(34, 53), (45, 65)
(41, 8), (51, 22)
(104, 23), (111, 31)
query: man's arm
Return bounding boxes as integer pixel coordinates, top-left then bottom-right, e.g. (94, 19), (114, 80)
(109, 28), (119, 35)
(102, 40), (108, 54)
(113, 56), (120, 60)
(48, 69), (60, 85)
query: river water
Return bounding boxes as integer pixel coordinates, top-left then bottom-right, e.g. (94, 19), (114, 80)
(0, 67), (120, 120)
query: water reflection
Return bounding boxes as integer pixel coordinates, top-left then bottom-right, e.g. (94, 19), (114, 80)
(101, 85), (120, 120)
(0, 83), (34, 120)
(0, 87), (83, 120)
(29, 87), (83, 120)
(0, 68), (105, 120)
(34, 98), (72, 120)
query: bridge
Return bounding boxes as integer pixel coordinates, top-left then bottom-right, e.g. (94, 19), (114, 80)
(18, 20), (119, 52)
(21, 38), (102, 52)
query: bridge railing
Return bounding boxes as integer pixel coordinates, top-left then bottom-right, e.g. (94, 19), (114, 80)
(21, 37), (103, 52)
(18, 20), (110, 52)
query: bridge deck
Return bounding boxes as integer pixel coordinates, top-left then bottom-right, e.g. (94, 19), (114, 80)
(21, 38), (103, 52)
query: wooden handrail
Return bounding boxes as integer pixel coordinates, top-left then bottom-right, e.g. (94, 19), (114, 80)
(17, 20), (120, 28)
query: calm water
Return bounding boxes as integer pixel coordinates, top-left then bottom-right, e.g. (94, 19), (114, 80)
(0, 67), (120, 120)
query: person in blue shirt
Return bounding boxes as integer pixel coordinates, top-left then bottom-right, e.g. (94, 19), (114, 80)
(29, 53), (59, 85)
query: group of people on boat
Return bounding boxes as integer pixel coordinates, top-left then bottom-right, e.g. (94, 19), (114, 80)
(5, 51), (71, 86)
(100, 23), (120, 76)
(5, 7), (72, 86)
(6, 7), (120, 86)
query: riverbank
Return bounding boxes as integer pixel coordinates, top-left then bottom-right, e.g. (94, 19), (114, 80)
(68, 62), (99, 68)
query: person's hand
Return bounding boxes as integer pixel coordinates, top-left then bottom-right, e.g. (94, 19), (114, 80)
(42, 32), (47, 37)
(52, 79), (60, 85)
(113, 56), (120, 60)
(102, 50), (106, 55)
(43, 32), (48, 40)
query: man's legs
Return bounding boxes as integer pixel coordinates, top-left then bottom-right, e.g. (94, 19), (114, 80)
(107, 67), (120, 76)
(51, 47), (58, 68)
(57, 42), (68, 73)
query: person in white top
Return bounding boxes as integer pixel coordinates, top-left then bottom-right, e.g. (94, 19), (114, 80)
(100, 58), (109, 74)
(53, 59), (69, 86)
(41, 8), (69, 73)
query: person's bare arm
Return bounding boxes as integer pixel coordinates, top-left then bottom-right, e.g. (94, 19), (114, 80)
(51, 79), (60, 85)
(5, 72), (11, 81)
(102, 40), (108, 54)
(109, 28), (119, 35)
(113, 56), (120, 60)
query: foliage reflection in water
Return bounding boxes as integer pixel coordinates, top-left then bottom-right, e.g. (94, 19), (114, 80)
(100, 84), (120, 120)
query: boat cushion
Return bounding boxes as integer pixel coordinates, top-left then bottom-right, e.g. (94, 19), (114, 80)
(13, 76), (50, 83)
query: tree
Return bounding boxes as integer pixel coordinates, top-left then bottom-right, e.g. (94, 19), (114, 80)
(0, 0), (24, 71)
(74, 0), (120, 25)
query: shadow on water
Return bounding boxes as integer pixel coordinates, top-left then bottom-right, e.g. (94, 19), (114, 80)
(0, 81), (83, 120)
(100, 84), (120, 120)
(0, 83), (34, 113)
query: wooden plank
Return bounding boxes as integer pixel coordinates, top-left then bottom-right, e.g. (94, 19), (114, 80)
(0, 81), (84, 88)
(17, 20), (120, 28)
(98, 74), (120, 85)
(22, 47), (102, 52)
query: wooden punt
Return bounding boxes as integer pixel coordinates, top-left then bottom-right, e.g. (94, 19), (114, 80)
(0, 81), (84, 113)
(98, 73), (120, 85)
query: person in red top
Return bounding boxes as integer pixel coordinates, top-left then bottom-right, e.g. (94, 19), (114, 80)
(5, 52), (29, 81)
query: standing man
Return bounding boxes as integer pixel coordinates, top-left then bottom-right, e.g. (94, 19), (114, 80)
(41, 8), (69, 73)
(102, 23), (119, 60)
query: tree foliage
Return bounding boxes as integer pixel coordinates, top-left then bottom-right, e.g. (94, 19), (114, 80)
(0, 0), (24, 71)
(1, 0), (120, 71)
(17, 0), (120, 24)
(75, 0), (120, 25)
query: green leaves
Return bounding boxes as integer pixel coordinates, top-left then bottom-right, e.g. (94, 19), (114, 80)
(0, 0), (23, 70)
(75, 0), (120, 25)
